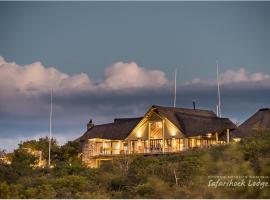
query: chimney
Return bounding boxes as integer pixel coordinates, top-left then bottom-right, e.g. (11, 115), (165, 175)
(87, 119), (94, 130)
(192, 100), (196, 110)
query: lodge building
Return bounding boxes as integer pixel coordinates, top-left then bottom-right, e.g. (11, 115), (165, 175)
(233, 108), (270, 138)
(77, 105), (237, 167)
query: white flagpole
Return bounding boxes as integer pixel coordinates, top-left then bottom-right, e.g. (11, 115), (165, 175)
(216, 60), (221, 117)
(174, 68), (177, 108)
(49, 87), (52, 167)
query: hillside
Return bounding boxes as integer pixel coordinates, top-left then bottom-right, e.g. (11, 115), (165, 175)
(0, 132), (270, 198)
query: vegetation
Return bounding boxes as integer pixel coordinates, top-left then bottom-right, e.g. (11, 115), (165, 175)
(0, 132), (270, 198)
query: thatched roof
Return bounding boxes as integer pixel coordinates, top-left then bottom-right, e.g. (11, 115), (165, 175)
(114, 117), (142, 123)
(78, 105), (237, 141)
(78, 117), (142, 141)
(233, 108), (270, 138)
(153, 105), (236, 137)
(176, 112), (236, 137)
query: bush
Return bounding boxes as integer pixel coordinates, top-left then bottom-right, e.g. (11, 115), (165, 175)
(1, 133), (270, 198)
(25, 184), (56, 199)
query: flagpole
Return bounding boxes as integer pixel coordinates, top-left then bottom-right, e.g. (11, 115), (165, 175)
(216, 60), (221, 117)
(174, 68), (177, 108)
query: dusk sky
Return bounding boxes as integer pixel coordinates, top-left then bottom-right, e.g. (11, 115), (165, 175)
(0, 2), (270, 151)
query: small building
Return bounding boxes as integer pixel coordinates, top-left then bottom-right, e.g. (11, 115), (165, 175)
(77, 105), (236, 167)
(233, 108), (270, 140)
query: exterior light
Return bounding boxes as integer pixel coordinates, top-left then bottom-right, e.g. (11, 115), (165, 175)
(171, 130), (176, 137)
(233, 138), (241, 142)
(137, 131), (142, 138)
(206, 133), (212, 138)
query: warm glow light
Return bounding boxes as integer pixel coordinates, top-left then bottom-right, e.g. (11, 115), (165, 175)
(168, 124), (177, 137)
(138, 139), (142, 146)
(157, 122), (162, 128)
(137, 130), (142, 138)
(171, 130), (176, 136)
(206, 133), (212, 138)
(172, 138), (176, 146)
(233, 138), (241, 142)
(115, 141), (120, 149)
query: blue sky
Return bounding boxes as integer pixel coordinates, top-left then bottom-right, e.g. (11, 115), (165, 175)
(1, 2), (270, 80)
(0, 1), (270, 151)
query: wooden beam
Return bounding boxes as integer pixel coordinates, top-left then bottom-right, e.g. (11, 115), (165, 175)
(226, 129), (230, 144)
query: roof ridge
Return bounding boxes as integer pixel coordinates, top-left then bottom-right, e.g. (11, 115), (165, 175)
(175, 111), (229, 119)
(153, 105), (214, 113)
(114, 117), (142, 120)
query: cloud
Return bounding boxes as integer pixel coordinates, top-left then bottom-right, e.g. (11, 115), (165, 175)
(0, 56), (168, 97)
(186, 68), (270, 87)
(0, 56), (170, 151)
(100, 62), (168, 90)
(0, 55), (270, 152)
(220, 68), (270, 84)
(0, 56), (95, 96)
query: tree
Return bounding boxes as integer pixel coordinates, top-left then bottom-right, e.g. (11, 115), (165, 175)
(10, 149), (37, 176)
(0, 148), (6, 157)
(0, 149), (7, 165)
(18, 137), (60, 165)
(57, 141), (80, 162)
(25, 184), (56, 199)
(0, 182), (23, 198)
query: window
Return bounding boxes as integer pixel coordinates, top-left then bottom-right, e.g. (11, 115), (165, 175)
(150, 121), (162, 139)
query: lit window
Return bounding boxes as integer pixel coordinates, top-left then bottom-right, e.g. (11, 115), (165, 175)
(150, 121), (162, 139)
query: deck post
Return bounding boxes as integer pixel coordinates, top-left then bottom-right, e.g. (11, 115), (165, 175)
(162, 120), (165, 153)
(148, 122), (151, 153)
(111, 141), (112, 155)
(226, 129), (230, 144)
(127, 140), (130, 154)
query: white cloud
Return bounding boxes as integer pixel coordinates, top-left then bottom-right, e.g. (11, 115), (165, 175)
(185, 68), (270, 86)
(0, 56), (95, 96)
(0, 56), (168, 97)
(219, 68), (270, 84)
(100, 62), (168, 90)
